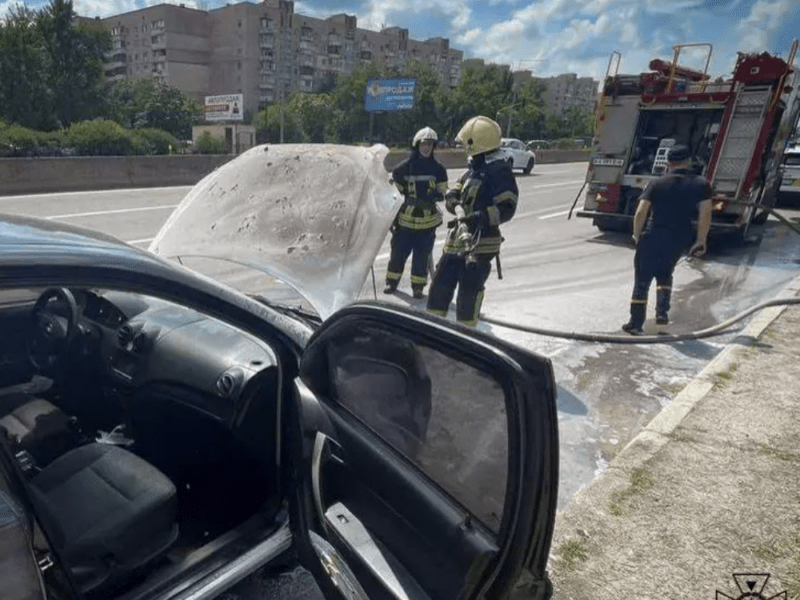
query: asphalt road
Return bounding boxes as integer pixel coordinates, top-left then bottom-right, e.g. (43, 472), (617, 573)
(3, 163), (800, 509)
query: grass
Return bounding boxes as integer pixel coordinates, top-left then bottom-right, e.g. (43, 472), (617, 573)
(754, 442), (800, 463)
(609, 466), (655, 516)
(715, 363), (739, 385)
(558, 538), (590, 572)
(753, 529), (800, 598)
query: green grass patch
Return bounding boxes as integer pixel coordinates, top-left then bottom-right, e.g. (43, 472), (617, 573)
(609, 467), (655, 516)
(558, 538), (590, 572)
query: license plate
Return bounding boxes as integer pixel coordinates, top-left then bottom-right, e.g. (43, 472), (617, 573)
(592, 158), (624, 167)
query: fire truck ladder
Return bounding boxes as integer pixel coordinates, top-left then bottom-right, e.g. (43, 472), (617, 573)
(711, 84), (772, 197)
(594, 51), (622, 138)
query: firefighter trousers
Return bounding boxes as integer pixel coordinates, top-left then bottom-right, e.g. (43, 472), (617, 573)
(629, 235), (683, 328)
(426, 253), (493, 326)
(385, 228), (437, 289)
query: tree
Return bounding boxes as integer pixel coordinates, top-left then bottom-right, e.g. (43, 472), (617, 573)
(0, 0), (110, 130)
(37, 0), (111, 127)
(106, 78), (202, 139)
(0, 6), (56, 130)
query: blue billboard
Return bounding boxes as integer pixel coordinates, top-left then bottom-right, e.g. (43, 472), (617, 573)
(364, 78), (417, 112)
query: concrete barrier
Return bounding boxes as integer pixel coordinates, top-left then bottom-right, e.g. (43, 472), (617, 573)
(0, 148), (590, 197)
(384, 149), (590, 170)
(0, 155), (234, 196)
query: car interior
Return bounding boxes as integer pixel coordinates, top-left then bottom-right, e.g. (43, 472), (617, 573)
(0, 286), (287, 600)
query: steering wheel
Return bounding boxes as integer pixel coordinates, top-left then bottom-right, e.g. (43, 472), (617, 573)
(26, 288), (79, 372)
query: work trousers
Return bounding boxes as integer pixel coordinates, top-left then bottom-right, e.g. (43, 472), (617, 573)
(386, 228), (437, 289)
(629, 234), (684, 328)
(426, 253), (493, 326)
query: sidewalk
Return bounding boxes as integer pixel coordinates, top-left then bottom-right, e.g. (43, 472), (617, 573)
(541, 278), (800, 599)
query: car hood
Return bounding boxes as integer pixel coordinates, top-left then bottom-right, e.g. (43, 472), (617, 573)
(149, 144), (399, 319)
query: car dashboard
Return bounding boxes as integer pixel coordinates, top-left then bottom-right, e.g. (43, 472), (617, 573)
(72, 289), (279, 423)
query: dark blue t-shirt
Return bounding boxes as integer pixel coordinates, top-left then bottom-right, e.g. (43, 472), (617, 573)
(641, 169), (712, 247)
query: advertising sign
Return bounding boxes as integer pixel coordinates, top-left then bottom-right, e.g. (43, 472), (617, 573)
(204, 94), (244, 121)
(364, 78), (416, 112)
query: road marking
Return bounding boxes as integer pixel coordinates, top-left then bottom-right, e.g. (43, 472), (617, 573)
(46, 204), (178, 220)
(528, 179), (585, 190)
(126, 238), (154, 245)
(0, 186), (192, 200)
(376, 239), (444, 262)
(538, 209), (573, 220)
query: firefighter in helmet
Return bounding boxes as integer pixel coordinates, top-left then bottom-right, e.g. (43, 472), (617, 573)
(622, 144), (713, 334)
(384, 126), (449, 299)
(426, 116), (518, 326)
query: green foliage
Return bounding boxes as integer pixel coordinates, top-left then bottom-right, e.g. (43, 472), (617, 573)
(195, 131), (227, 154)
(106, 78), (202, 140)
(65, 119), (132, 155)
(0, 0), (111, 130)
(0, 122), (44, 149)
(130, 127), (179, 155)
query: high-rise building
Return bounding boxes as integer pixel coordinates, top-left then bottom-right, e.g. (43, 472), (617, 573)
(90, 1), (463, 119)
(538, 73), (600, 117)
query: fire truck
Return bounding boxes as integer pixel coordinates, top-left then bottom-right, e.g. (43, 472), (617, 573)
(576, 40), (800, 241)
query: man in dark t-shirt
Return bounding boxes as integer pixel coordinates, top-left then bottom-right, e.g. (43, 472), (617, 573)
(622, 144), (713, 334)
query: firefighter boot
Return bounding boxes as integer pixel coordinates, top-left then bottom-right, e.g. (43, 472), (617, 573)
(655, 285), (671, 325)
(383, 280), (398, 295)
(622, 301), (646, 335)
(411, 284), (425, 300)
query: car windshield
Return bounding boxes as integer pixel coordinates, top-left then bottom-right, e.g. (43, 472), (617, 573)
(785, 154), (800, 166)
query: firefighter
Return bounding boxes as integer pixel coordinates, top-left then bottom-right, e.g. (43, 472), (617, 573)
(426, 116), (518, 326)
(622, 144), (713, 334)
(384, 126), (449, 299)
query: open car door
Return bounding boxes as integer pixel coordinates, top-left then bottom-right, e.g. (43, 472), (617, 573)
(289, 303), (559, 600)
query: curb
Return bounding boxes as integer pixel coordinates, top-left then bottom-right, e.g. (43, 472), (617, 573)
(570, 269), (800, 486)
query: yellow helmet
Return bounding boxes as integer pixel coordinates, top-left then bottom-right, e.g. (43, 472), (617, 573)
(455, 116), (502, 156)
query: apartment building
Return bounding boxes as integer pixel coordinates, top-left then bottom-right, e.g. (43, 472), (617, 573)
(540, 73), (600, 116)
(92, 0), (463, 119)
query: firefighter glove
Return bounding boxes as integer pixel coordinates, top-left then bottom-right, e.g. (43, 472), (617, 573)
(460, 211), (487, 228)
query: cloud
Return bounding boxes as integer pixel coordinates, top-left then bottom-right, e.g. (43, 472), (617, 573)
(735, 0), (792, 52)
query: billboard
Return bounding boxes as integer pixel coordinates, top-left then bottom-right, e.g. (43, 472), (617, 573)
(364, 78), (416, 112)
(204, 94), (244, 122)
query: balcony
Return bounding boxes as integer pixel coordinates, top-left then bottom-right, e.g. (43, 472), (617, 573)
(260, 34), (274, 48)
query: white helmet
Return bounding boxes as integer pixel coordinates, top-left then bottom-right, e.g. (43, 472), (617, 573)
(412, 126), (438, 147)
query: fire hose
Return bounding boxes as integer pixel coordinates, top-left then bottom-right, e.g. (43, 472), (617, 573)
(481, 199), (800, 343)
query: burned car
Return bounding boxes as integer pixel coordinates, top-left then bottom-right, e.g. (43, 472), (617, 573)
(0, 144), (559, 600)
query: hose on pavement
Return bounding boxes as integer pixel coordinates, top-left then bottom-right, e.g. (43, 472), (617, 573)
(481, 297), (800, 344)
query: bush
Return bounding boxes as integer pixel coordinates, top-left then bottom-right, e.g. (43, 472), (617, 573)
(66, 119), (132, 156)
(0, 123), (44, 150)
(130, 127), (180, 155)
(195, 131), (227, 155)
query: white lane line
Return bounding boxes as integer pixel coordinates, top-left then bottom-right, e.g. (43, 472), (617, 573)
(46, 204), (178, 220)
(527, 179), (584, 190)
(1, 186), (192, 200)
(126, 238), (154, 245)
(376, 239), (445, 262)
(538, 209), (573, 220)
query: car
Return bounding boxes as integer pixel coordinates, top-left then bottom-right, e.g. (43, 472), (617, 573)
(0, 144), (559, 600)
(526, 140), (552, 151)
(498, 138), (536, 175)
(777, 147), (800, 205)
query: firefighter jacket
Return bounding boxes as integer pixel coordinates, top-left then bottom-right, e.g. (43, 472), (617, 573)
(391, 153), (449, 231)
(443, 152), (518, 257)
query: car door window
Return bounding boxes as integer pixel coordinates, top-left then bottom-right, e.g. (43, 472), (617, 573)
(327, 326), (508, 532)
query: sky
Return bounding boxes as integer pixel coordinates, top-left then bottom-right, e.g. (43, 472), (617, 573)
(4, 0), (798, 81)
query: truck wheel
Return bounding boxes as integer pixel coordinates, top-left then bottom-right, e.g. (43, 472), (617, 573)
(523, 158), (534, 175)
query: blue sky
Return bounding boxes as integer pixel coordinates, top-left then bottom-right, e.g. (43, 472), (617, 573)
(5, 0), (798, 81)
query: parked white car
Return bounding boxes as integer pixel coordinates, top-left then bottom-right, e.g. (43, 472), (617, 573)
(498, 138), (536, 175)
(778, 147), (800, 204)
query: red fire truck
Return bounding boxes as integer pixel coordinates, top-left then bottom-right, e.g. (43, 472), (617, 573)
(576, 40), (800, 241)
